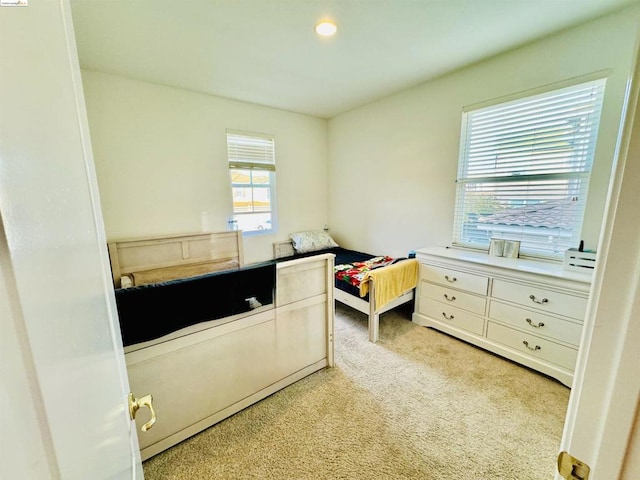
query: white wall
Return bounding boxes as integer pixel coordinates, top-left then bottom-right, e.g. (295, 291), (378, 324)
(328, 6), (640, 259)
(81, 71), (329, 264)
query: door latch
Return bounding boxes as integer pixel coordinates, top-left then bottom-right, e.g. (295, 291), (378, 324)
(128, 392), (157, 432)
(558, 451), (590, 480)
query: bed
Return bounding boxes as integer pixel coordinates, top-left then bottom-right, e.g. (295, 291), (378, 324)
(273, 231), (418, 343)
(108, 231), (335, 460)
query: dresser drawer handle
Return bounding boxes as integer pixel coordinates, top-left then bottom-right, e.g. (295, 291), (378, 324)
(442, 312), (455, 320)
(522, 341), (541, 351)
(529, 295), (549, 305)
(525, 318), (545, 328)
(444, 275), (457, 283)
(443, 294), (456, 302)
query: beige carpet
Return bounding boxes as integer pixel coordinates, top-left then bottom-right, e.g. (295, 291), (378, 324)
(143, 302), (569, 479)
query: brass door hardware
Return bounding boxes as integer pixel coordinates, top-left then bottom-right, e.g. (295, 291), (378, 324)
(128, 392), (157, 432)
(558, 451), (590, 479)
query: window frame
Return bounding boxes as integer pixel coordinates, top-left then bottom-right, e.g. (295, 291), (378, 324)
(226, 130), (277, 236)
(452, 78), (607, 260)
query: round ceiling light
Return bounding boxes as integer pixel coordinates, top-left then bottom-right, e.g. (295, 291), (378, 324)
(315, 20), (337, 37)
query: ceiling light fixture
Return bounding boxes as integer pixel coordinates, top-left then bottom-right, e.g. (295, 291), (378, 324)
(315, 20), (337, 37)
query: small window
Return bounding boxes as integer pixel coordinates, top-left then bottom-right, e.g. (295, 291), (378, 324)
(226, 130), (277, 234)
(452, 79), (606, 259)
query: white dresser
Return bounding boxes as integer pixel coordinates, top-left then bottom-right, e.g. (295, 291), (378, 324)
(412, 246), (592, 386)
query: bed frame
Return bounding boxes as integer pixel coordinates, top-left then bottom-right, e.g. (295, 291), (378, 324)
(108, 231), (244, 288)
(273, 240), (414, 343)
(108, 231), (335, 460)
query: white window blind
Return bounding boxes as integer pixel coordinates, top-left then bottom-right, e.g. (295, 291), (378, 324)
(227, 131), (275, 171)
(227, 130), (276, 234)
(453, 78), (606, 259)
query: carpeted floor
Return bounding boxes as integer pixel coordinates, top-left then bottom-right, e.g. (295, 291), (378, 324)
(143, 302), (570, 479)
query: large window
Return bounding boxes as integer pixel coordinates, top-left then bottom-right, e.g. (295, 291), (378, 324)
(453, 78), (606, 259)
(227, 130), (276, 234)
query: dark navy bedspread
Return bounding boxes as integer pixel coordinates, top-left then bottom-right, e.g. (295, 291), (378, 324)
(115, 262), (276, 346)
(283, 247), (382, 300)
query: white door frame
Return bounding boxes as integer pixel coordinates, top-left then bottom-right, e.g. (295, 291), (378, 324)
(558, 43), (640, 479)
(0, 1), (142, 478)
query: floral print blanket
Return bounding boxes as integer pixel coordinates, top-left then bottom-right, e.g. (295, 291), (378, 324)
(334, 256), (395, 294)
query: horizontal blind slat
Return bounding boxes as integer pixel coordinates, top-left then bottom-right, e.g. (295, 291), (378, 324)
(227, 132), (275, 167)
(471, 101), (602, 132)
(472, 86), (604, 122)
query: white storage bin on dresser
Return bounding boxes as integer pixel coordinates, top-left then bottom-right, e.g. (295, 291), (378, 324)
(412, 247), (592, 387)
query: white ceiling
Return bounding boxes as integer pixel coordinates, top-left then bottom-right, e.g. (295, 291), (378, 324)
(71, 0), (637, 119)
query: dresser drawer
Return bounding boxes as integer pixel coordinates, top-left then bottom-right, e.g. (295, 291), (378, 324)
(489, 300), (582, 346)
(487, 322), (578, 370)
(420, 264), (488, 295)
(492, 278), (587, 320)
(418, 298), (484, 336)
(421, 281), (486, 316)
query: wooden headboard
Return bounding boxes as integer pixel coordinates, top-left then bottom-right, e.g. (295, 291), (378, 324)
(273, 240), (295, 259)
(108, 231), (244, 288)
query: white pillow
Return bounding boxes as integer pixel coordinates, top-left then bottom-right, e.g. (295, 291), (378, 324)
(120, 275), (134, 288)
(290, 231), (338, 254)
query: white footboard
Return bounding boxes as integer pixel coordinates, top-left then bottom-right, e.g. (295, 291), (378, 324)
(126, 253), (335, 460)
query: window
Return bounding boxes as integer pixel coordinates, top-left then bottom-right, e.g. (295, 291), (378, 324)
(227, 130), (276, 234)
(453, 78), (606, 259)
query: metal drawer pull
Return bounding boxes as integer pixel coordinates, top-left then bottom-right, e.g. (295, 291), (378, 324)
(529, 294), (549, 304)
(443, 293), (456, 301)
(444, 275), (457, 283)
(522, 341), (541, 351)
(442, 312), (455, 320)
(525, 318), (545, 328)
